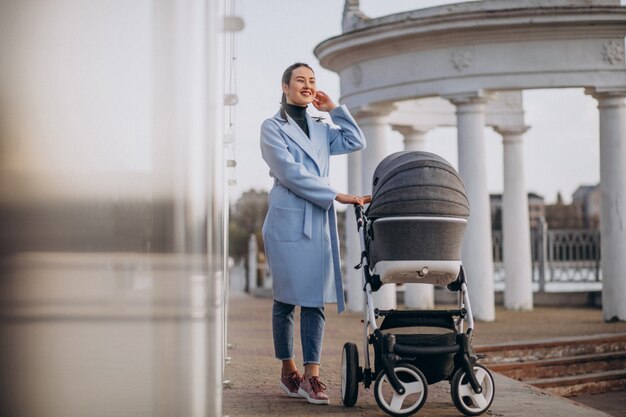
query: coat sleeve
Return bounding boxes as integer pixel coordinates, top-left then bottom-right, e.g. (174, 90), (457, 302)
(326, 104), (366, 155)
(260, 119), (338, 209)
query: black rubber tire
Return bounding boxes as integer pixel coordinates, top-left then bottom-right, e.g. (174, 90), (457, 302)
(374, 363), (428, 417)
(450, 364), (495, 416)
(341, 342), (359, 407)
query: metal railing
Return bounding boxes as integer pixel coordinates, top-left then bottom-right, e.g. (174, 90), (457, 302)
(493, 220), (601, 291)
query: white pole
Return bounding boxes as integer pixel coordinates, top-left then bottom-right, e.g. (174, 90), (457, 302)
(587, 88), (626, 321)
(447, 92), (495, 321)
(357, 106), (396, 310)
(497, 126), (533, 310)
(392, 125), (434, 309)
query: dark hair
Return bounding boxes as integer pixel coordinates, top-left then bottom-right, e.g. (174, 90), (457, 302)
(280, 62), (314, 119)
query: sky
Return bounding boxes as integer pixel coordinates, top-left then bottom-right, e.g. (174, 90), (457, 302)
(228, 0), (617, 205)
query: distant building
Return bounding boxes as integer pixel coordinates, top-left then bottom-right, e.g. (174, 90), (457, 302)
(490, 192), (545, 230)
(572, 184), (601, 229)
(544, 192), (584, 229)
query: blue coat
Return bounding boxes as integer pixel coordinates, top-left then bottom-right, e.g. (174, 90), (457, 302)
(260, 105), (365, 313)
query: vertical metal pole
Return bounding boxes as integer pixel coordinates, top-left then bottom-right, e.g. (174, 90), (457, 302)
(538, 216), (547, 293)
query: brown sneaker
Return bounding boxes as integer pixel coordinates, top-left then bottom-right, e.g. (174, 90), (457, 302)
(279, 371), (304, 398)
(298, 376), (330, 405)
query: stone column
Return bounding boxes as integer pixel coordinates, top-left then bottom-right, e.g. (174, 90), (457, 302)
(345, 151), (364, 312)
(495, 126), (533, 311)
(586, 88), (626, 322)
(391, 124), (434, 309)
(392, 124), (428, 152)
(356, 105), (396, 310)
(446, 92), (495, 321)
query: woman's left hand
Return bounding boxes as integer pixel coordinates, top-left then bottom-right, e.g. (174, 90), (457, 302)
(335, 193), (372, 206)
(312, 91), (337, 112)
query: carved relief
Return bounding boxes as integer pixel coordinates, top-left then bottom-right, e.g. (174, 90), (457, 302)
(352, 65), (363, 87)
(451, 49), (473, 71)
(601, 40), (624, 65)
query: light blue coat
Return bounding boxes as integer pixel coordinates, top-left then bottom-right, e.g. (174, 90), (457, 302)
(260, 104), (365, 313)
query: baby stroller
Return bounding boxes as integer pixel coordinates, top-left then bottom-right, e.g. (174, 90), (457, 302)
(341, 151), (495, 416)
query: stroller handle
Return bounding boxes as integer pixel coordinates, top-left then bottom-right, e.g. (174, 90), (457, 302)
(353, 204), (365, 232)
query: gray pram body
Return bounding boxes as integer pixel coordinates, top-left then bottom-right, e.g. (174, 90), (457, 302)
(366, 151), (469, 286)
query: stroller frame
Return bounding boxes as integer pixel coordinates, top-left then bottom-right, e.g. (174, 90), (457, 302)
(340, 204), (495, 417)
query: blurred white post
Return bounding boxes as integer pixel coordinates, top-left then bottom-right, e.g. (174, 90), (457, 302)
(345, 151), (364, 312)
(392, 124), (434, 309)
(446, 92), (495, 321)
(586, 88), (626, 322)
(0, 0), (226, 415)
(356, 105), (396, 310)
(496, 126), (533, 311)
(248, 234), (258, 293)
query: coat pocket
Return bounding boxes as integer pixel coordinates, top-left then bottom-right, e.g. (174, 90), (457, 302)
(272, 206), (304, 242)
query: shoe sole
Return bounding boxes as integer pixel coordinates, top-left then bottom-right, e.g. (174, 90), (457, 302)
(279, 382), (302, 398)
(298, 387), (330, 405)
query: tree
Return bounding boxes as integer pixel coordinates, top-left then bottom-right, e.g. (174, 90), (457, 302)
(228, 189), (268, 260)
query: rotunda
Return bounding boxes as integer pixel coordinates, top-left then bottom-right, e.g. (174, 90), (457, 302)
(315, 0), (626, 321)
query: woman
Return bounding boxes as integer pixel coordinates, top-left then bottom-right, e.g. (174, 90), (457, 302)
(260, 62), (369, 405)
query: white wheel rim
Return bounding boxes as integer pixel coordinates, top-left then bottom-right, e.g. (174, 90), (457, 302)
(457, 366), (494, 413)
(376, 366), (425, 414)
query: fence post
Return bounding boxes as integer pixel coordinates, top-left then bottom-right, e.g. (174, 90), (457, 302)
(538, 217), (548, 292)
(595, 229), (601, 282)
(247, 234), (257, 293)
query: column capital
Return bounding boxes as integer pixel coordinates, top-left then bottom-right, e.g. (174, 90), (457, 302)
(493, 125), (530, 141)
(390, 124), (431, 137)
(352, 103), (396, 120)
(585, 87), (626, 99)
(443, 90), (494, 106)
(585, 87), (626, 108)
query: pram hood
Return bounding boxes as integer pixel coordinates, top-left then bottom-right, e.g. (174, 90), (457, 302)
(366, 151), (469, 219)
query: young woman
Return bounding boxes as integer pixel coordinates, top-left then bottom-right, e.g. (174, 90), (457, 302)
(260, 62), (369, 405)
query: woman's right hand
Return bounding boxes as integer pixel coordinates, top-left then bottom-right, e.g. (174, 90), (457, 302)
(335, 193), (371, 206)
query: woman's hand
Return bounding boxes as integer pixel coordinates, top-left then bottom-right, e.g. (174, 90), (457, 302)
(335, 193), (372, 206)
(312, 91), (337, 112)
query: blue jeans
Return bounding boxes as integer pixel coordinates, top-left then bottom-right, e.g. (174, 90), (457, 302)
(272, 300), (325, 365)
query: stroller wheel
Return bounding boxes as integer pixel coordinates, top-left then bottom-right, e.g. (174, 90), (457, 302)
(450, 364), (495, 416)
(374, 363), (427, 417)
(341, 342), (359, 407)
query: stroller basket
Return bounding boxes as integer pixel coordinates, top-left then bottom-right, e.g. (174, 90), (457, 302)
(378, 310), (461, 384)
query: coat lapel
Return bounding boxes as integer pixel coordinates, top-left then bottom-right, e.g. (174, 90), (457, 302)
(277, 111), (322, 174)
(308, 114), (328, 171)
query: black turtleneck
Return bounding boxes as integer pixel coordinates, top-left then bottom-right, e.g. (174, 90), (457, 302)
(285, 103), (309, 138)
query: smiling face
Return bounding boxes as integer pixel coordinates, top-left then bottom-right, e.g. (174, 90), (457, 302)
(282, 65), (317, 107)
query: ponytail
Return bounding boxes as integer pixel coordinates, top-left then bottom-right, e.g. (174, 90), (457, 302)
(280, 92), (287, 120)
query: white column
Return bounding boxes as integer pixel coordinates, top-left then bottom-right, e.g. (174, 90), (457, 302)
(447, 92), (495, 321)
(356, 106), (396, 310)
(392, 125), (428, 152)
(345, 151), (364, 312)
(586, 88), (626, 322)
(391, 125), (434, 309)
(495, 126), (533, 311)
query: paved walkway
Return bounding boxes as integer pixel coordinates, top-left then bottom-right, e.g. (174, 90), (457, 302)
(223, 291), (626, 417)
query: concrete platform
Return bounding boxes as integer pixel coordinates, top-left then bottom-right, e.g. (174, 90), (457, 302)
(223, 291), (626, 416)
